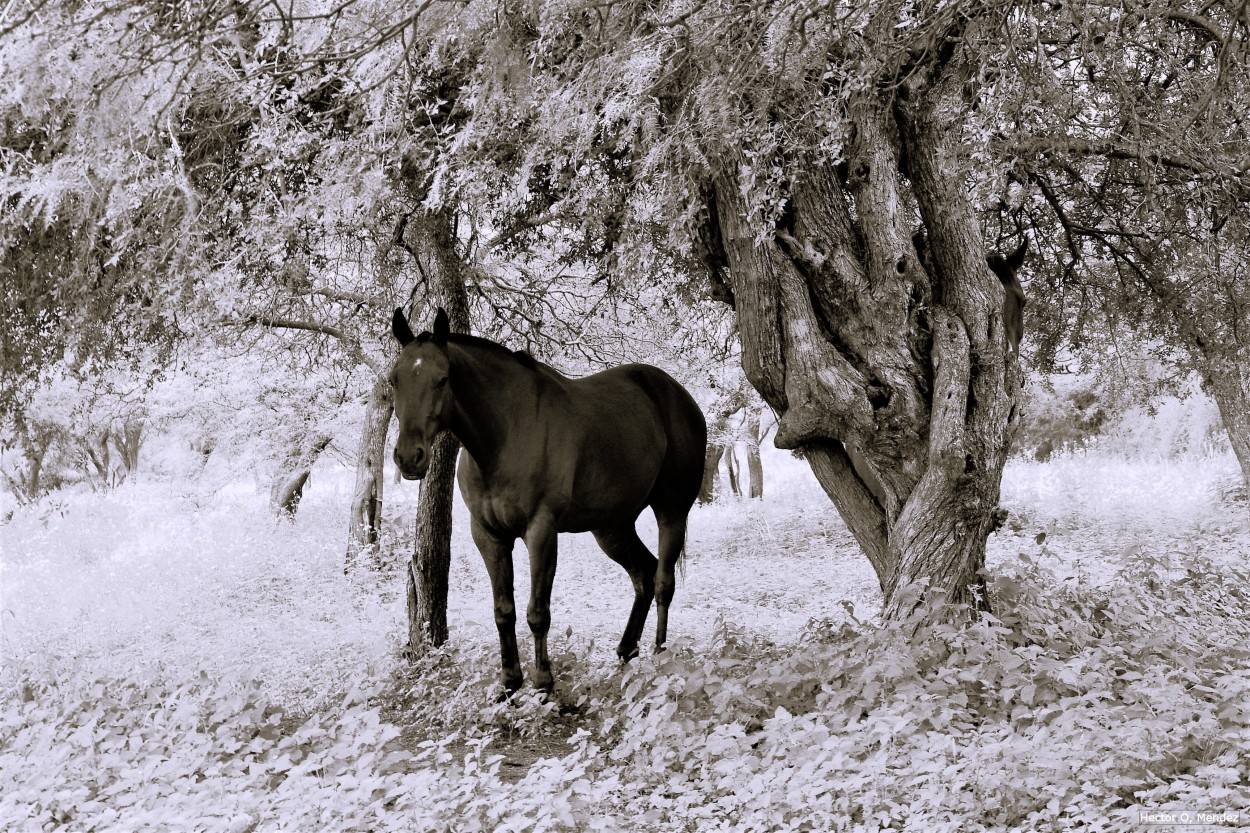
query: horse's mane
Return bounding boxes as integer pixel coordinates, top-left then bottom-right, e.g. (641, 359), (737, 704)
(417, 331), (538, 371)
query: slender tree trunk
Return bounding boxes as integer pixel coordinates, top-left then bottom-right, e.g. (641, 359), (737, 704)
(192, 437), (214, 472)
(745, 412), (764, 499)
(397, 207), (471, 655)
(407, 430), (459, 648)
(345, 376), (393, 570)
(725, 444), (741, 496)
(271, 434), (333, 518)
(26, 427), (53, 500)
(114, 418), (143, 474)
(82, 431), (112, 489)
(698, 408), (737, 504)
(699, 444), (725, 504)
(2, 427), (52, 504)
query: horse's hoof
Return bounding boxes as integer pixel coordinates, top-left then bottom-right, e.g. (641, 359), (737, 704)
(616, 645), (640, 663)
(496, 681), (524, 703)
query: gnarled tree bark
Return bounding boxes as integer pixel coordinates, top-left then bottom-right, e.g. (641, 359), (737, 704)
(702, 44), (1020, 619)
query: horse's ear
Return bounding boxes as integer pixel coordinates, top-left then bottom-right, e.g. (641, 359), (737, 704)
(432, 307), (450, 345)
(392, 308), (415, 347)
(1005, 238), (1028, 272)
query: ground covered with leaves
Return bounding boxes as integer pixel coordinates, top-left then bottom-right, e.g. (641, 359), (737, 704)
(3, 450), (1249, 831)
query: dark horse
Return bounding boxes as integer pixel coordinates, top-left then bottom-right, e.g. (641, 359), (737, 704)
(390, 307), (707, 693)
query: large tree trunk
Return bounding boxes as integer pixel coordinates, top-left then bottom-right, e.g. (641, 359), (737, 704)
(398, 207), (471, 655)
(345, 376), (393, 570)
(271, 434), (333, 518)
(703, 73), (1019, 620)
(1197, 348), (1250, 493)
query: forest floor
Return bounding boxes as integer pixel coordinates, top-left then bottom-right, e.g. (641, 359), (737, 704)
(3, 447), (1249, 831)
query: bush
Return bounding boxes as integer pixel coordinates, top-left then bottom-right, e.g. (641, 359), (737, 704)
(1016, 384), (1109, 461)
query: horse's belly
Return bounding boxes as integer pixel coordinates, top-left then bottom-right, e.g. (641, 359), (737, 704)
(556, 452), (660, 533)
(461, 491), (534, 537)
(556, 502), (641, 534)
(456, 402), (667, 535)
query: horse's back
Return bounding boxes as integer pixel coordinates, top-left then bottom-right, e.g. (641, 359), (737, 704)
(578, 364), (706, 513)
(457, 359), (707, 534)
(576, 364), (705, 441)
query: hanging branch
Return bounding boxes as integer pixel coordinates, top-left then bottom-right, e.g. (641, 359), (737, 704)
(242, 314), (385, 375)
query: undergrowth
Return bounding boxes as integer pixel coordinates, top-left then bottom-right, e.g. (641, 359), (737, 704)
(4, 546), (1249, 831)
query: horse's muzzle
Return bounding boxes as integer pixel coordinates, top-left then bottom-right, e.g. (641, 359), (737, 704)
(394, 447), (428, 480)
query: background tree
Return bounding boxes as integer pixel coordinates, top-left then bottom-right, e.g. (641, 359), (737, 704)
(699, 379), (769, 504)
(979, 0), (1250, 488)
(425, 0), (1250, 611)
(0, 10), (193, 419)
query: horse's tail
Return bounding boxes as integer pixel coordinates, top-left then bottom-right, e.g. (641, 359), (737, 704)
(669, 518), (689, 581)
(636, 364), (705, 584)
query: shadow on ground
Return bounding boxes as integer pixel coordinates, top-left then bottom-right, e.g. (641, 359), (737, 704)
(377, 661), (587, 783)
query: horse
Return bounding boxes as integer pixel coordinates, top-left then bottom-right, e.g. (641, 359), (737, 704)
(390, 307), (708, 694)
(987, 239), (1028, 356)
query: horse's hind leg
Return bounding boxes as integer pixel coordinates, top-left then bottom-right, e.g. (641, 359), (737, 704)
(471, 518), (523, 694)
(654, 514), (688, 651)
(591, 525), (657, 661)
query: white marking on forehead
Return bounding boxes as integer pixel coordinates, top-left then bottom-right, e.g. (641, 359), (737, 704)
(411, 357), (424, 371)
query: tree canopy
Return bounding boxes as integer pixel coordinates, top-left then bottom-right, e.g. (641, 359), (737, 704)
(5, 0), (1249, 611)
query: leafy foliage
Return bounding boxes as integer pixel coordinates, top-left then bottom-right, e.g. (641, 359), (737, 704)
(0, 10), (196, 412)
(5, 546), (1249, 831)
(1015, 362), (1224, 462)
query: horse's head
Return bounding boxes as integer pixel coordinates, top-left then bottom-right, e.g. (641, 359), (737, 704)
(390, 307), (453, 480)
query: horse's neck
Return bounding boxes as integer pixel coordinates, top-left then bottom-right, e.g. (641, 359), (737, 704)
(446, 342), (538, 468)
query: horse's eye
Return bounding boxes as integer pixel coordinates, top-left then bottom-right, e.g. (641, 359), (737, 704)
(435, 378), (448, 389)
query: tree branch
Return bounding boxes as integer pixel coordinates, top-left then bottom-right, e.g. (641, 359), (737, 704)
(307, 287), (377, 307)
(1004, 136), (1219, 177)
(244, 315), (384, 374)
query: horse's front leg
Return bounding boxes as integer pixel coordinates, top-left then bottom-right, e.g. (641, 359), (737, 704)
(523, 515), (559, 693)
(470, 518), (523, 693)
